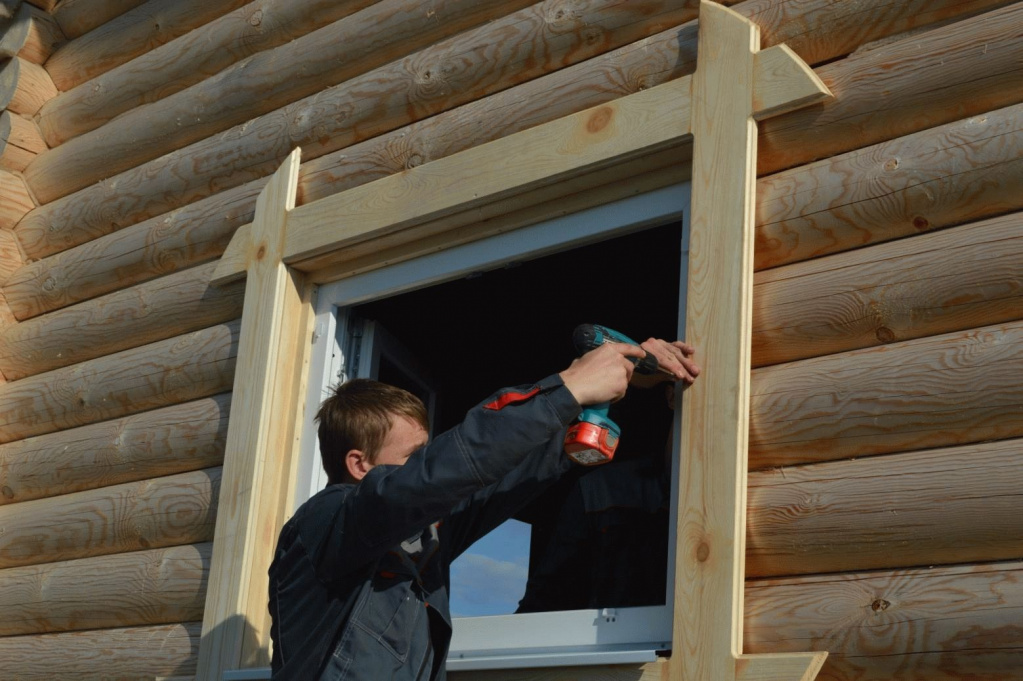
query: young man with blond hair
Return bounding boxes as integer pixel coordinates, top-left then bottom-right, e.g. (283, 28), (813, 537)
(268, 339), (698, 680)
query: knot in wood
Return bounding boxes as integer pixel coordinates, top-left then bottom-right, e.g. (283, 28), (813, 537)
(255, 244), (267, 261)
(1, 486), (13, 500)
(875, 326), (896, 343)
(587, 106), (614, 134)
(249, 9), (263, 27)
(883, 157), (899, 171)
(871, 598), (891, 612)
(696, 541), (710, 563)
(913, 216), (930, 231)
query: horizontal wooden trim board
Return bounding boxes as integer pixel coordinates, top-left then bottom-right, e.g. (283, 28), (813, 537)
(755, 101), (1023, 270)
(26, 0), (699, 204)
(39, 0), (381, 141)
(0, 110), (47, 172)
(747, 438), (1023, 577)
(16, 0), (1020, 267)
(40, 0), (537, 146)
(749, 320), (1023, 468)
(0, 3), (63, 64)
(0, 320), (238, 444)
(0, 394), (229, 504)
(0, 467), (219, 569)
(0, 542), (209, 636)
(0, 56), (56, 115)
(52, 0), (147, 39)
(43, 0), (248, 92)
(0, 261), (245, 379)
(752, 211), (1023, 367)
(746, 561), (1023, 679)
(0, 621), (201, 679)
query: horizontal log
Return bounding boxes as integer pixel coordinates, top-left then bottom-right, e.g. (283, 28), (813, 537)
(758, 3), (1023, 175)
(749, 321), (1023, 468)
(0, 110), (46, 172)
(747, 438), (1023, 578)
(0, 3), (63, 64)
(0, 393), (229, 504)
(746, 562), (1023, 680)
(25, 0), (698, 205)
(0, 542), (209, 636)
(44, 0), (249, 92)
(755, 101), (1023, 270)
(39, 0), (380, 145)
(0, 467), (219, 569)
(752, 212), (1023, 367)
(0, 168), (33, 229)
(15, 0), (1011, 263)
(0, 260), (244, 378)
(53, 0), (147, 39)
(0, 622), (200, 679)
(0, 55), (56, 115)
(0, 320), (238, 443)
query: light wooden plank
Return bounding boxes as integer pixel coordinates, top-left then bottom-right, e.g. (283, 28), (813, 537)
(736, 653), (828, 681)
(0, 542), (209, 636)
(0, 320), (237, 443)
(752, 45), (829, 120)
(0, 394), (228, 504)
(747, 438), (1023, 577)
(43, 0), (248, 92)
(755, 101), (1023, 270)
(197, 149), (304, 676)
(0, 260), (244, 379)
(0, 467), (219, 569)
(749, 321), (1023, 468)
(449, 663), (665, 681)
(746, 561), (1023, 679)
(672, 2), (759, 678)
(752, 211), (1023, 367)
(0, 622), (201, 680)
(232, 76), (695, 282)
(39, 0), (379, 143)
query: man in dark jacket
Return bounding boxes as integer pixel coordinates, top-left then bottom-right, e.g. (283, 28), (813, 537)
(268, 339), (697, 680)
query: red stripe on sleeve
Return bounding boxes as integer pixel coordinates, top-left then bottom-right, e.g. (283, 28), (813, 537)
(483, 387), (541, 411)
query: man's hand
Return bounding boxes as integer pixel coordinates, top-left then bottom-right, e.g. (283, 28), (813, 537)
(560, 343), (645, 406)
(630, 339), (700, 390)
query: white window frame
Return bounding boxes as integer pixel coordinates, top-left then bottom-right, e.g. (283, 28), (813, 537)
(294, 182), (691, 670)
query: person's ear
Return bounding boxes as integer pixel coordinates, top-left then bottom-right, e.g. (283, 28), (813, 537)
(345, 449), (372, 481)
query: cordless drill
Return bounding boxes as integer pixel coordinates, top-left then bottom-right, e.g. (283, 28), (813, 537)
(563, 324), (660, 466)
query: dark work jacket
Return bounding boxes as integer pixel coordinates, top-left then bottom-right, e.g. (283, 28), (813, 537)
(268, 374), (580, 680)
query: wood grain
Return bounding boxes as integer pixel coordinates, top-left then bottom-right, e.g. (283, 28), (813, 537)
(746, 562), (1023, 680)
(747, 438), (1023, 577)
(39, 0), (380, 144)
(0, 168), (33, 229)
(755, 101), (1023, 271)
(0, 320), (238, 444)
(53, 0), (147, 39)
(0, 228), (23, 283)
(0, 394), (229, 504)
(758, 3), (1023, 175)
(0, 3), (63, 64)
(749, 321), (1023, 469)
(752, 212), (1023, 367)
(0, 261), (244, 379)
(0, 110), (47, 172)
(25, 0), (698, 205)
(14, 0), (1006, 264)
(0, 56), (56, 115)
(44, 0), (248, 92)
(0, 542), (209, 636)
(198, 150), (303, 674)
(0, 467), (219, 569)
(0, 622), (201, 679)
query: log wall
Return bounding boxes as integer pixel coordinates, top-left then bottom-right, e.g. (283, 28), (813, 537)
(0, 0), (1020, 678)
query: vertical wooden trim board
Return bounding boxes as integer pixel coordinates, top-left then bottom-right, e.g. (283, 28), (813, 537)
(203, 2), (831, 677)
